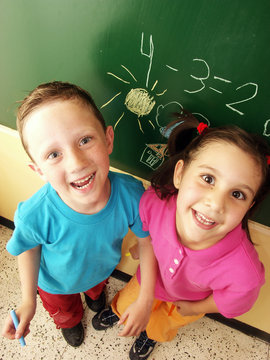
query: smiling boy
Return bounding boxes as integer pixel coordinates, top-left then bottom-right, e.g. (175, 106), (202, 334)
(2, 81), (153, 347)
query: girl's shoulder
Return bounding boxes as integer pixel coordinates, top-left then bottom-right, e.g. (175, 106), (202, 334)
(141, 186), (161, 204)
(140, 186), (176, 213)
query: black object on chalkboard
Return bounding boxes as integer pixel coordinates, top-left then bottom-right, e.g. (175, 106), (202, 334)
(0, 0), (269, 225)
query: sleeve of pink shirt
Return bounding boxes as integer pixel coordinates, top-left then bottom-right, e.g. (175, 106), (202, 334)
(212, 243), (265, 318)
(213, 283), (264, 318)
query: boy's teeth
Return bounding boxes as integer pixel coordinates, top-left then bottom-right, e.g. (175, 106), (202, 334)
(73, 174), (94, 188)
(74, 175), (92, 184)
(195, 211), (215, 225)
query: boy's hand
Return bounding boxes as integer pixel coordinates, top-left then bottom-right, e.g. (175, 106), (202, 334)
(117, 299), (152, 337)
(2, 304), (35, 340)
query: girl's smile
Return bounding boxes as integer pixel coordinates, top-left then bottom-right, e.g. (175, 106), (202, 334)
(192, 209), (216, 229)
(173, 141), (261, 250)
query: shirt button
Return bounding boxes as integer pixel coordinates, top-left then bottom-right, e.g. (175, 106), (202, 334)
(169, 267), (174, 273)
(179, 249), (182, 255)
(174, 259), (179, 265)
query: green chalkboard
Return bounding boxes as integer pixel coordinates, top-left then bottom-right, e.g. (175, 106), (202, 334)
(0, 0), (269, 226)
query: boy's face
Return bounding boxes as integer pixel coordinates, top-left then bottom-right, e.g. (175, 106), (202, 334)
(24, 99), (114, 214)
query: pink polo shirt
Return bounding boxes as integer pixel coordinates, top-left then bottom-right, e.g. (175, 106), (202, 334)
(137, 187), (265, 318)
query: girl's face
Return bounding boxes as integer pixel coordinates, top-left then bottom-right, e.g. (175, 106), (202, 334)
(173, 141), (262, 250)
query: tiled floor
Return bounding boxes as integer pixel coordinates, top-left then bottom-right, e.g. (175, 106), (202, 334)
(0, 224), (269, 360)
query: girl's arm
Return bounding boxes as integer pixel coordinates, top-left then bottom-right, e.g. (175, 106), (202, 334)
(118, 236), (157, 337)
(2, 246), (41, 340)
(174, 294), (219, 316)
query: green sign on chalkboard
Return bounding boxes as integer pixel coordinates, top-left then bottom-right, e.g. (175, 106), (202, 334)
(0, 0), (269, 225)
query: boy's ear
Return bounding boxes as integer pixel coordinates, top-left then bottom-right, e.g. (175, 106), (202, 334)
(173, 160), (184, 189)
(106, 125), (114, 155)
(28, 162), (44, 178)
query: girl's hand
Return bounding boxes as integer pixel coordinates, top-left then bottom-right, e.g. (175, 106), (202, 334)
(173, 300), (196, 316)
(118, 299), (152, 337)
(129, 243), (139, 260)
(2, 304), (36, 340)
(174, 295), (218, 316)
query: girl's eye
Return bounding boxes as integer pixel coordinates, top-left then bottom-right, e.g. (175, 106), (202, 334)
(202, 175), (215, 185)
(80, 136), (92, 146)
(232, 191), (245, 200)
(48, 151), (60, 160)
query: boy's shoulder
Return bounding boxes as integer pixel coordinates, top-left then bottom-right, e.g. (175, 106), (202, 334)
(15, 183), (52, 220)
(109, 170), (145, 190)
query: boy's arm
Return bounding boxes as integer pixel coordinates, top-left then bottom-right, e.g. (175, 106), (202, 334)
(118, 235), (157, 337)
(2, 246), (41, 340)
(174, 294), (219, 316)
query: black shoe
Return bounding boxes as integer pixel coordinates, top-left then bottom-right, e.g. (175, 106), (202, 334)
(61, 321), (84, 347)
(129, 331), (157, 360)
(92, 306), (119, 330)
(84, 290), (106, 312)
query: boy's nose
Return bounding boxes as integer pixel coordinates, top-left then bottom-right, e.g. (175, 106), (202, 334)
(67, 148), (88, 173)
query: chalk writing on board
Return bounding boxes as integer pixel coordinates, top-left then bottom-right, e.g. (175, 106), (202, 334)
(101, 33), (167, 133)
(139, 102), (211, 170)
(103, 32), (268, 170)
(178, 58), (259, 116)
(166, 57), (270, 135)
(139, 102), (182, 170)
(263, 120), (270, 137)
(140, 144), (168, 170)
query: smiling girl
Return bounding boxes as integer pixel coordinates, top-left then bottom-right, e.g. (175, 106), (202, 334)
(92, 114), (270, 360)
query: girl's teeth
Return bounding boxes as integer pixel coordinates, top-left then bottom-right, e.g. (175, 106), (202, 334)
(195, 211), (215, 225)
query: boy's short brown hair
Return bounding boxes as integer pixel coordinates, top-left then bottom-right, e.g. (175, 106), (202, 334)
(17, 81), (106, 158)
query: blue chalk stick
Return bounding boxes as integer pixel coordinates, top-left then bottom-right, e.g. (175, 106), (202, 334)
(10, 310), (26, 347)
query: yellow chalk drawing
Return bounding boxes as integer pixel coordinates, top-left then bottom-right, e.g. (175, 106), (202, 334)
(101, 92), (121, 109)
(102, 32), (167, 133)
(125, 89), (155, 117)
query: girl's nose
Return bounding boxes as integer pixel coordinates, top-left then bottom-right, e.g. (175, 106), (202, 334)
(204, 188), (225, 214)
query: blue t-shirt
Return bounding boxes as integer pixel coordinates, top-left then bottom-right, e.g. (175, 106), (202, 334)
(7, 171), (149, 294)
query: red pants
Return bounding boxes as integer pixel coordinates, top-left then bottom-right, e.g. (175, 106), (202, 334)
(38, 279), (107, 329)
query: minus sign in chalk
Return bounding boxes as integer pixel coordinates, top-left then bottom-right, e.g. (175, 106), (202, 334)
(10, 310), (26, 347)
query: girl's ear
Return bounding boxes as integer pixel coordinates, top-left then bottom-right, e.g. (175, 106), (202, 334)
(28, 162), (45, 178)
(105, 125), (114, 155)
(173, 160), (184, 189)
(249, 201), (255, 210)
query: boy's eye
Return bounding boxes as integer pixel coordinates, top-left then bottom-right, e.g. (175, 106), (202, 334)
(232, 191), (245, 200)
(202, 175), (215, 185)
(79, 136), (92, 146)
(48, 151), (60, 160)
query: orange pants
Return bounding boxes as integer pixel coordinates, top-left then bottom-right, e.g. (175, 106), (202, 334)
(111, 275), (204, 342)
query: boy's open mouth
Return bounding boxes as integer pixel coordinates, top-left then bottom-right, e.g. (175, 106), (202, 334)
(71, 173), (95, 190)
